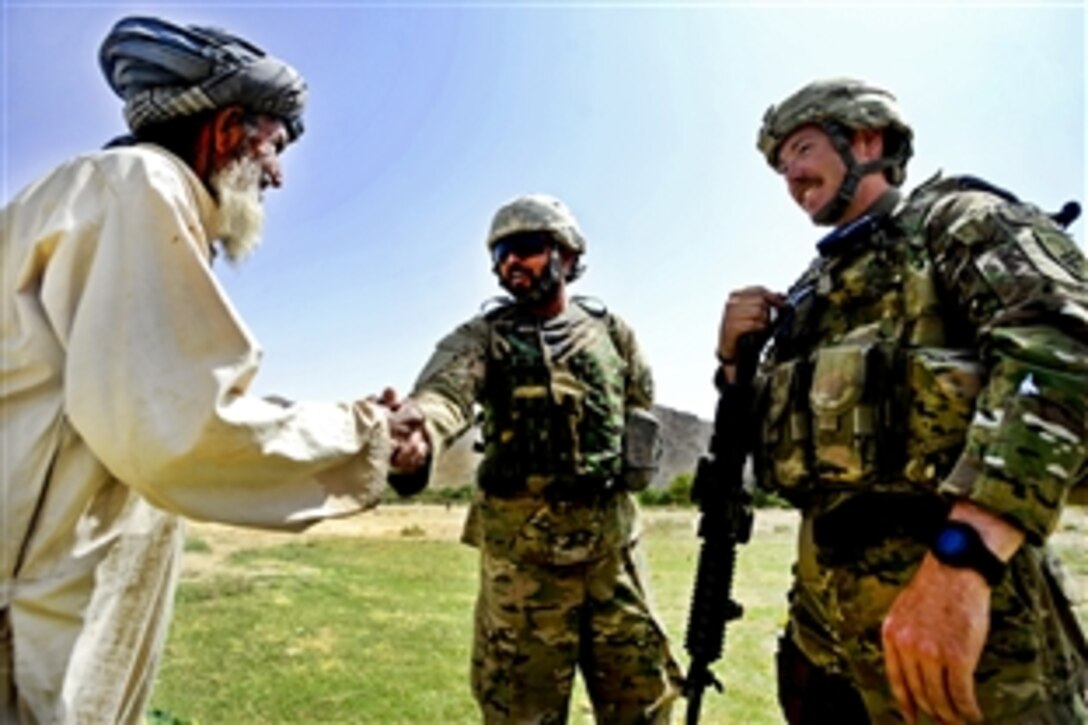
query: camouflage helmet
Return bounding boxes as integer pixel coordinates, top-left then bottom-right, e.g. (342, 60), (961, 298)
(486, 194), (586, 255)
(757, 78), (914, 186)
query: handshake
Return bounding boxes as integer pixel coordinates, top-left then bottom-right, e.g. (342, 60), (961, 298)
(372, 388), (432, 483)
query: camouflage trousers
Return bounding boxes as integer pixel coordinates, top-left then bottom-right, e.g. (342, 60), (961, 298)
(786, 514), (1088, 724)
(471, 541), (682, 724)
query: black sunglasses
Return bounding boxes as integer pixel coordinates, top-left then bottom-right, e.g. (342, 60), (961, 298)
(492, 232), (553, 265)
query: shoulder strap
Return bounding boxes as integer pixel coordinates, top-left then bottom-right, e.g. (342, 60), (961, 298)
(480, 295), (516, 321)
(571, 294), (608, 318)
(570, 295), (619, 348)
(906, 172), (1080, 229)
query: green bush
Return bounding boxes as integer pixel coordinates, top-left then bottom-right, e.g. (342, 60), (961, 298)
(636, 487), (669, 507)
(637, 473), (695, 508)
(638, 472), (791, 510)
(752, 487), (791, 509)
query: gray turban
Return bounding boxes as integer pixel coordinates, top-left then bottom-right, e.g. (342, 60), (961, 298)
(99, 16), (307, 141)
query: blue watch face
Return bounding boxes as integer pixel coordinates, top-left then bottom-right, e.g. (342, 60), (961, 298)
(936, 526), (970, 556)
(932, 521), (1006, 585)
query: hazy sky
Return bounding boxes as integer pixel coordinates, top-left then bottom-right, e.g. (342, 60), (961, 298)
(3, 1), (1084, 418)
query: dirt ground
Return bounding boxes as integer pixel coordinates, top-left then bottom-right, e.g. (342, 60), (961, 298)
(181, 505), (790, 578)
(183, 504), (471, 578)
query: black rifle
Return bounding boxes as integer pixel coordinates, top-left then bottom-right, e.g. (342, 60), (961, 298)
(682, 339), (759, 724)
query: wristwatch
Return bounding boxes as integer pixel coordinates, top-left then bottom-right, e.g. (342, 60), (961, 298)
(930, 520), (1007, 586)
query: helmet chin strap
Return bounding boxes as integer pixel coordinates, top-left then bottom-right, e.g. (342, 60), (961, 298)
(498, 248), (564, 305)
(812, 123), (892, 226)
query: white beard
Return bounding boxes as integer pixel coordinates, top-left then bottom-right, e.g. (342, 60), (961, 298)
(211, 155), (265, 263)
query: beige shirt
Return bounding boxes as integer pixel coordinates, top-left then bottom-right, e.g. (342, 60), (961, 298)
(0, 144), (389, 723)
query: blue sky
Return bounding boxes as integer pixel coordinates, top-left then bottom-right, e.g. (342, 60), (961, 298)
(3, 1), (1084, 419)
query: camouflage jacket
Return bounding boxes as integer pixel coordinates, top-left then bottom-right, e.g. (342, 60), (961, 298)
(411, 297), (654, 565)
(753, 175), (1088, 543)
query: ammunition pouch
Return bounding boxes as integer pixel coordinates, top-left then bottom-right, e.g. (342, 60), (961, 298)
(808, 342), (893, 485)
(756, 357), (813, 493)
(756, 344), (983, 496)
(478, 310), (629, 502)
(480, 366), (580, 486)
(621, 408), (661, 492)
(477, 381), (620, 500)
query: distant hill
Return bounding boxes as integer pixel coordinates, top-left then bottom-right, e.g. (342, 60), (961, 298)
(431, 404), (712, 490)
(651, 405), (714, 488)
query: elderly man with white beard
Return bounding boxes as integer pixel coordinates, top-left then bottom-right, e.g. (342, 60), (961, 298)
(0, 16), (411, 723)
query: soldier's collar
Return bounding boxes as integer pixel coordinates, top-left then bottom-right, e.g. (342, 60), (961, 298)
(815, 189), (901, 258)
(866, 188), (902, 220)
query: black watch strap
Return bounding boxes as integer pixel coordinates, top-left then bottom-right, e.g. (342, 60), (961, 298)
(930, 520), (1007, 586)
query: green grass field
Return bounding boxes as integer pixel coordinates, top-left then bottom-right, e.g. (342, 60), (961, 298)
(150, 505), (1088, 724)
(150, 507), (792, 723)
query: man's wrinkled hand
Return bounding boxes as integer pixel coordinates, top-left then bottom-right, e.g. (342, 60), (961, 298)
(882, 554), (990, 725)
(387, 396), (430, 474)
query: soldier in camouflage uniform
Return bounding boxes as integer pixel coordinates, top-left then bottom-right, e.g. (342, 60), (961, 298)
(717, 78), (1088, 724)
(387, 194), (681, 724)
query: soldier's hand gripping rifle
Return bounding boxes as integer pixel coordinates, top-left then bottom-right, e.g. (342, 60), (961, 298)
(682, 336), (761, 724)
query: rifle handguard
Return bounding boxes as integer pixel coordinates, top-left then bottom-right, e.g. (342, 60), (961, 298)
(683, 370), (756, 724)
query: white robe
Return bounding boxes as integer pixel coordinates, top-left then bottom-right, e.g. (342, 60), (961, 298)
(0, 144), (389, 723)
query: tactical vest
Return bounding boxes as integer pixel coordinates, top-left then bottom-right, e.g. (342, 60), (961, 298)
(753, 176), (1085, 503)
(475, 299), (627, 498)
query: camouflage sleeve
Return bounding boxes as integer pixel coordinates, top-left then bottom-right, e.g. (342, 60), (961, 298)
(925, 190), (1088, 543)
(410, 317), (489, 458)
(608, 313), (655, 410)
